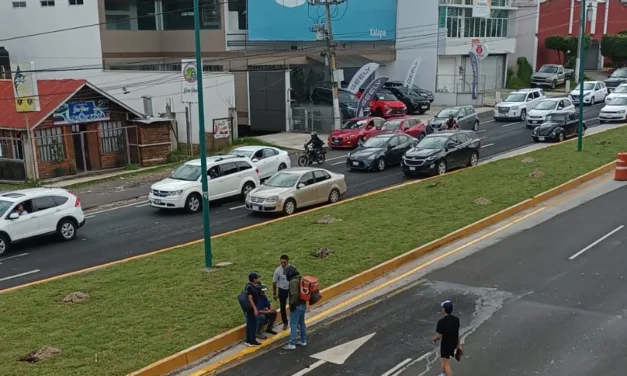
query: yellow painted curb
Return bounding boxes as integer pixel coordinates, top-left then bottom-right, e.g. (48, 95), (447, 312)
(129, 160), (617, 376)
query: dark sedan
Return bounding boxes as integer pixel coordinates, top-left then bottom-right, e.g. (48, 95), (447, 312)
(427, 106), (480, 132)
(401, 131), (481, 176)
(385, 86), (431, 114)
(346, 133), (417, 172)
(531, 110), (586, 143)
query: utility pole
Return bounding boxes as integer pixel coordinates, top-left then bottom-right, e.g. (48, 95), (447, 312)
(193, 0), (213, 268)
(577, 0), (586, 152)
(309, 0), (345, 130)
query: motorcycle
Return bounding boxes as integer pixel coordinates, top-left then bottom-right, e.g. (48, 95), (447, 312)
(297, 144), (326, 166)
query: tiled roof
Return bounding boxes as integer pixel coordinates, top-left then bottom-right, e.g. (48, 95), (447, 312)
(0, 79), (86, 130)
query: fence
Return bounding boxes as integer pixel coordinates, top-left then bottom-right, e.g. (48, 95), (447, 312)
(0, 133), (26, 181)
(290, 106), (336, 134)
(436, 74), (487, 107)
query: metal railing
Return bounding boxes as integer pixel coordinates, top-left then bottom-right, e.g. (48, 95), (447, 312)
(290, 106), (336, 134)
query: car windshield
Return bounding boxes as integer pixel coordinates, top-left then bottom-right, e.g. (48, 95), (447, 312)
(170, 164), (202, 181)
(546, 114), (566, 123)
(265, 172), (299, 188)
(504, 93), (527, 102)
(609, 97), (627, 105)
(576, 83), (595, 90)
(0, 200), (13, 217)
(610, 69), (627, 78)
(615, 86), (627, 93)
(375, 91), (397, 101)
(382, 120), (402, 131)
(417, 136), (447, 149)
(534, 101), (558, 110)
(436, 108), (458, 118)
(341, 119), (367, 129)
(539, 65), (558, 73)
(362, 135), (392, 148)
(339, 91), (359, 103)
(228, 148), (254, 158)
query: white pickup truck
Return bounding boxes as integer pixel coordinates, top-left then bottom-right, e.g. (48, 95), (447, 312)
(530, 64), (575, 90)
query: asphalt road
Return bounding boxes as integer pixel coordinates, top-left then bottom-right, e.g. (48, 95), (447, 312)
(0, 104), (607, 289)
(215, 182), (627, 376)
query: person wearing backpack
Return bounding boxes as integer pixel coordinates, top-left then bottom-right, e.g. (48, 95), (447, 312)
(282, 265), (307, 350)
(237, 272), (262, 347)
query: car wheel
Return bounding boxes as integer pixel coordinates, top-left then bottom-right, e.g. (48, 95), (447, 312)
(376, 158), (386, 172)
(57, 218), (77, 241)
(0, 234), (9, 256)
(328, 188), (340, 204)
(557, 131), (565, 142)
(418, 132), (426, 141)
(520, 109), (527, 121)
(278, 163), (287, 171)
(283, 199), (297, 215)
(185, 193), (202, 213)
(472, 120), (479, 132)
(467, 152), (479, 167)
(241, 181), (255, 198)
(436, 160), (447, 175)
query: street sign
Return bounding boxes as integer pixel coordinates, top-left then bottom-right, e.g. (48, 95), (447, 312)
(472, 42), (489, 61)
(291, 333), (376, 376)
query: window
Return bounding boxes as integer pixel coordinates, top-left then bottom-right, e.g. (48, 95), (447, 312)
(449, 135), (461, 145)
(313, 170), (330, 182)
(228, 0), (247, 30)
(41, 0), (55, 6)
(163, 0), (221, 30)
(388, 136), (399, 148)
(299, 172), (315, 187)
(33, 196), (57, 211)
(219, 162), (238, 176)
(208, 166), (220, 179)
(252, 149), (264, 160)
(52, 196), (69, 206)
(35, 127), (65, 162)
(12, 1), (27, 7)
(407, 119), (418, 126)
(69, 0), (84, 4)
(235, 161), (252, 171)
(99, 121), (124, 154)
(263, 148), (278, 158)
(456, 133), (470, 143)
(399, 135), (411, 144)
(446, 7), (510, 39)
(105, 0), (158, 30)
(532, 91), (540, 99)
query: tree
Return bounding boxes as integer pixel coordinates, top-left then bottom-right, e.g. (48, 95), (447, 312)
(544, 35), (592, 65)
(601, 34), (627, 67)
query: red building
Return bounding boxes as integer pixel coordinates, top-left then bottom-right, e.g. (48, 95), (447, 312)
(537, 0), (627, 70)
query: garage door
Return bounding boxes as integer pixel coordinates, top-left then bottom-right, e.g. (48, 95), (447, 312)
(463, 55), (505, 91)
(437, 57), (456, 92)
(585, 41), (600, 70)
(249, 71), (287, 133)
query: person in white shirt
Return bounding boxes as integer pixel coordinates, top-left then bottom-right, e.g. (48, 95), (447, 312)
(272, 254), (291, 330)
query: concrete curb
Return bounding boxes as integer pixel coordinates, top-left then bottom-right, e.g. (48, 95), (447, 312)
(128, 160), (617, 376)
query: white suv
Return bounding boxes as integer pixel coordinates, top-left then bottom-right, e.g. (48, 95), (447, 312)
(494, 88), (545, 121)
(0, 188), (85, 255)
(149, 155), (261, 213)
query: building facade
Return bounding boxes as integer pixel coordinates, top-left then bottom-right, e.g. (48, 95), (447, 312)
(537, 0), (627, 70)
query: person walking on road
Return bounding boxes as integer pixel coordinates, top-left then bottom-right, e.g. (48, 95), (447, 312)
(282, 265), (307, 350)
(272, 254), (291, 330)
(244, 272), (262, 347)
(433, 300), (461, 376)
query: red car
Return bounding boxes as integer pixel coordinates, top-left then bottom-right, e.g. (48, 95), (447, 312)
(365, 116), (428, 140)
(328, 117), (385, 149)
(368, 89), (407, 118)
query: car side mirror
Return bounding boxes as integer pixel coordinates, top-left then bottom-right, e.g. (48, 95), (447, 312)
(9, 212), (19, 220)
(252, 158), (259, 162)
(412, 141), (419, 147)
(297, 183), (306, 189)
(526, 98), (532, 102)
(387, 144), (394, 150)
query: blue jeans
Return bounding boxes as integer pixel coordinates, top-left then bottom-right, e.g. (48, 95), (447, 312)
(245, 311), (258, 344)
(289, 304), (307, 345)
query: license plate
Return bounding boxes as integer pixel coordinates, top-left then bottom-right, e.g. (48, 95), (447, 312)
(352, 161), (359, 166)
(153, 199), (161, 204)
(421, 105), (428, 109)
(252, 205), (261, 211)
(409, 167), (416, 171)
(333, 139), (339, 143)
(538, 137), (545, 141)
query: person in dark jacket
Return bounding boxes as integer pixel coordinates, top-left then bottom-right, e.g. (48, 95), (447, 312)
(254, 284), (278, 339)
(305, 131), (324, 156)
(244, 272), (261, 347)
(282, 265), (307, 350)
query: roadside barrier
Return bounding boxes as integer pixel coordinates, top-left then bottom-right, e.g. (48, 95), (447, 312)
(614, 152), (627, 181)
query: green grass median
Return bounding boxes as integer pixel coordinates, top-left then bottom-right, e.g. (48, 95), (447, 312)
(1, 128), (626, 376)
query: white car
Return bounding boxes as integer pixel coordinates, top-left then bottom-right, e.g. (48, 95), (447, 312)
(599, 96), (627, 123)
(494, 88), (545, 121)
(569, 81), (608, 105)
(148, 155), (260, 213)
(605, 83), (627, 103)
(526, 97), (575, 129)
(228, 146), (291, 180)
(0, 188), (85, 255)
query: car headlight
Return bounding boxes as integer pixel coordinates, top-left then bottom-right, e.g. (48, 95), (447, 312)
(265, 196), (279, 203)
(426, 155), (435, 161)
(167, 190), (183, 196)
(511, 106), (519, 110)
(532, 127), (538, 134)
(367, 154), (377, 161)
(552, 129), (558, 135)
(619, 110), (626, 114)
(428, 119), (433, 125)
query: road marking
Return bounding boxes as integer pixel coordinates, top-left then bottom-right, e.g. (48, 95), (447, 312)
(481, 143), (495, 148)
(502, 122), (520, 127)
(291, 360), (326, 376)
(135, 203), (150, 208)
(481, 120), (495, 124)
(84, 214), (96, 219)
(389, 352), (433, 376)
(381, 358), (413, 376)
(331, 160), (346, 166)
(0, 252), (28, 261)
(87, 199), (148, 216)
(0, 269), (40, 282)
(568, 225), (624, 260)
(229, 205), (246, 211)
(326, 154), (350, 161)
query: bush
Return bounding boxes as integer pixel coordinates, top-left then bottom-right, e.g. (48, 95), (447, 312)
(507, 57), (532, 89)
(601, 34), (627, 67)
(565, 56), (576, 69)
(545, 35), (592, 65)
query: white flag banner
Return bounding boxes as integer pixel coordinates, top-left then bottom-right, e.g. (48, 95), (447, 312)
(403, 57), (422, 88)
(472, 0), (490, 18)
(346, 62), (379, 94)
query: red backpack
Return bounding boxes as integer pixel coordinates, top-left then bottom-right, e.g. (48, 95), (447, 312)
(299, 275), (320, 303)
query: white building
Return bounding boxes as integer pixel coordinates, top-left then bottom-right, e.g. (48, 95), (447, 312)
(0, 0), (235, 145)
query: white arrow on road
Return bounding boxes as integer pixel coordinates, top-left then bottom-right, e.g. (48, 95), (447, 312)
(291, 332), (376, 376)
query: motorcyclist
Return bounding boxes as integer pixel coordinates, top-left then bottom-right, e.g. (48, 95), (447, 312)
(305, 131), (324, 158)
(442, 115), (458, 131)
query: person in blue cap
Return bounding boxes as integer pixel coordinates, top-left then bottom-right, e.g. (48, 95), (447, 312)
(433, 300), (461, 376)
(244, 272), (262, 347)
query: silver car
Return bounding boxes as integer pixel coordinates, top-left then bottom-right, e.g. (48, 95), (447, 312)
(245, 167), (347, 215)
(427, 106), (480, 132)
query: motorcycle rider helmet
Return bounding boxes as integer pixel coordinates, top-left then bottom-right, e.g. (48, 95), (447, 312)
(311, 131), (317, 136)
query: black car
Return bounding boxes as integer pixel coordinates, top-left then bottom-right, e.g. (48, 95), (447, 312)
(310, 87), (371, 120)
(401, 131), (481, 177)
(531, 110), (586, 143)
(385, 86), (431, 114)
(346, 133), (417, 172)
(604, 68), (627, 92)
(384, 81), (434, 102)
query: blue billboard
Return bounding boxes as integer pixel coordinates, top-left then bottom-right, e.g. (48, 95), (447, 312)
(247, 0), (397, 42)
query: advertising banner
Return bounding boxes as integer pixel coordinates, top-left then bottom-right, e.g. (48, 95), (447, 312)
(357, 76), (389, 117)
(248, 0), (397, 41)
(472, 0), (491, 18)
(53, 100), (110, 125)
(346, 63), (379, 94)
(181, 59), (200, 103)
(11, 61), (40, 113)
(403, 57), (422, 88)
(469, 52), (479, 100)
(213, 118), (231, 139)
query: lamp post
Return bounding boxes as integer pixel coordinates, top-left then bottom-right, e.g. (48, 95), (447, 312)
(577, 0), (587, 152)
(193, 0), (213, 268)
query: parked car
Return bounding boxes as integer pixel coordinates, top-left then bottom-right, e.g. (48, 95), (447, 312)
(365, 116), (428, 140)
(327, 117), (385, 149)
(604, 67), (627, 92)
(428, 106), (480, 131)
(311, 87), (370, 120)
(401, 131), (481, 177)
(245, 167), (347, 216)
(604, 83), (627, 103)
(346, 133), (416, 172)
(530, 64), (573, 89)
(599, 96), (627, 123)
(569, 81), (608, 105)
(493, 88), (545, 121)
(384, 81), (434, 102)
(228, 146), (291, 180)
(384, 85), (431, 114)
(368, 89), (407, 118)
(525, 97), (575, 129)
(149, 155), (260, 213)
(0, 188), (85, 255)
(531, 110), (586, 143)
